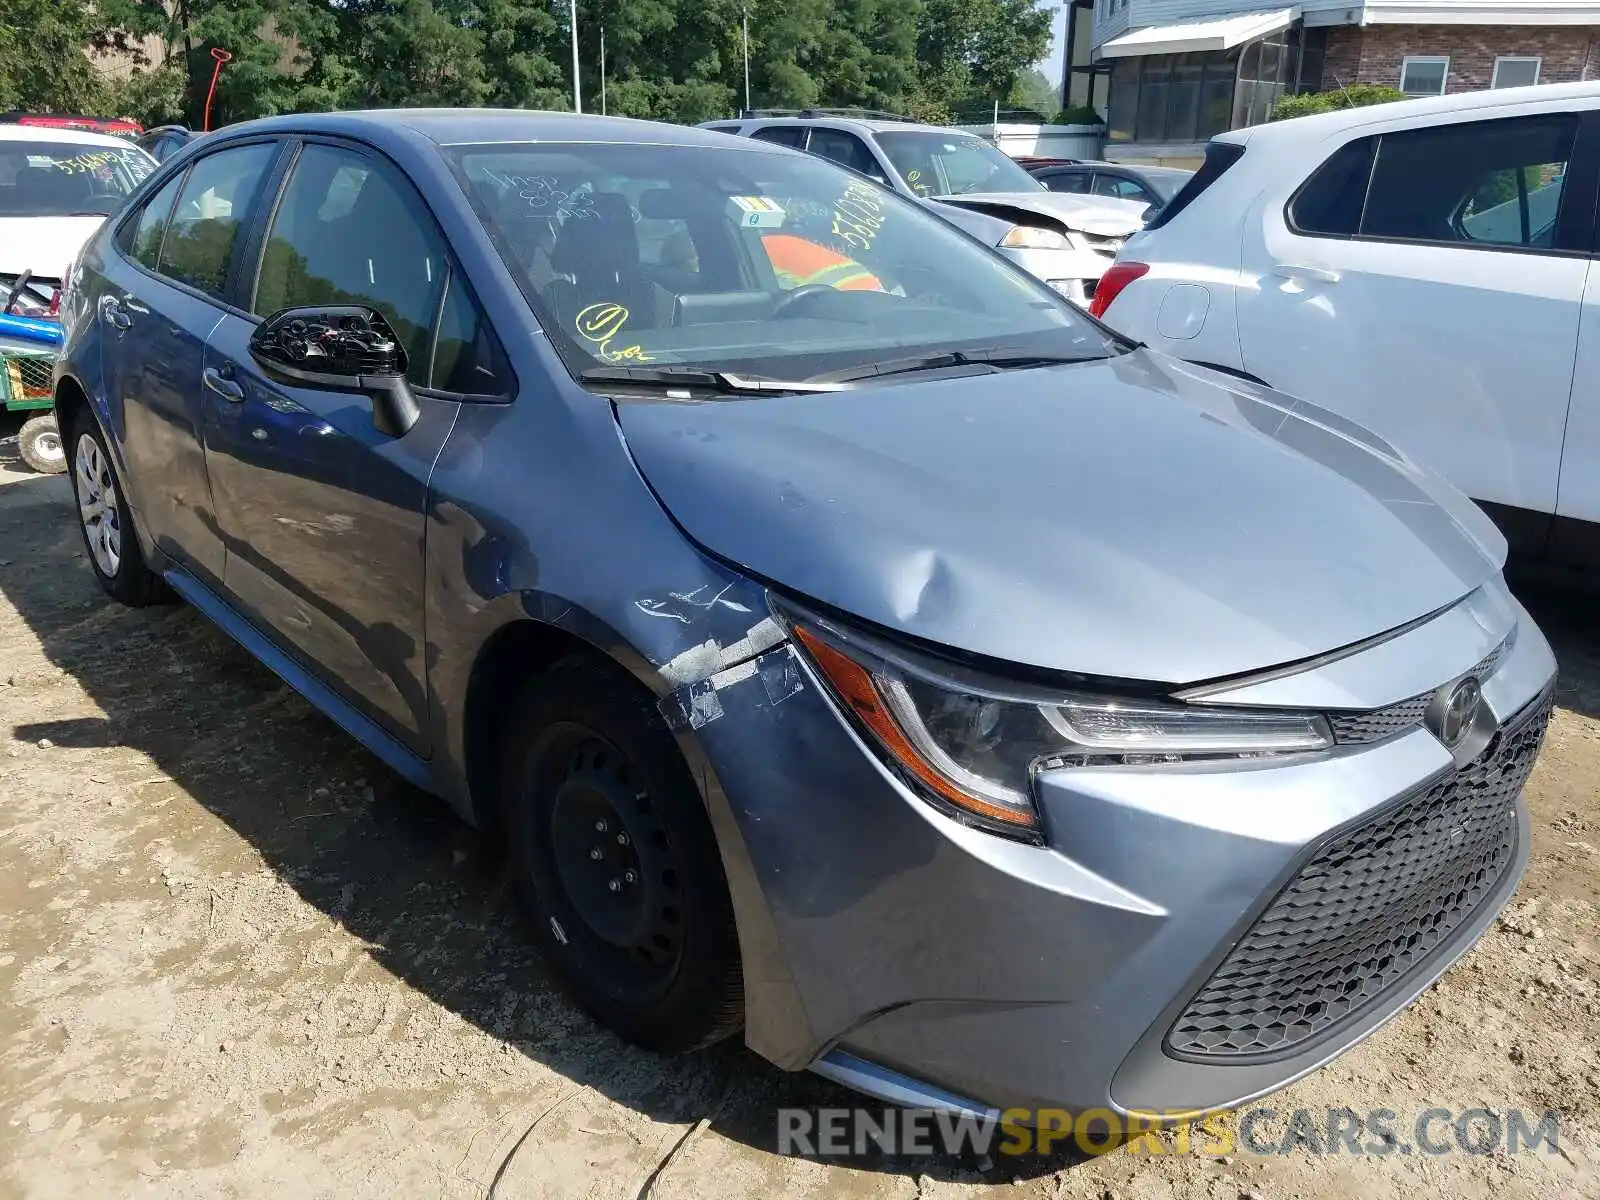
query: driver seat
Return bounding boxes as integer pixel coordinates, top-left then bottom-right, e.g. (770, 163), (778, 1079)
(543, 193), (661, 336)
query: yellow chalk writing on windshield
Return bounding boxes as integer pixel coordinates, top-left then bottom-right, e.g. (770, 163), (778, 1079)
(575, 302), (654, 364)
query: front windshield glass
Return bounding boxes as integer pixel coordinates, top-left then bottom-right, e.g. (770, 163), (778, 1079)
(873, 131), (1044, 197)
(0, 142), (154, 217)
(448, 141), (1117, 381)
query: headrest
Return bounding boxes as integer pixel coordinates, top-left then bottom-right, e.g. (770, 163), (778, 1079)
(549, 192), (640, 276)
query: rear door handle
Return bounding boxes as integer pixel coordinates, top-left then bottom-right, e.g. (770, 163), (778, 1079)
(102, 299), (132, 330)
(203, 365), (245, 402)
(1274, 263), (1341, 284)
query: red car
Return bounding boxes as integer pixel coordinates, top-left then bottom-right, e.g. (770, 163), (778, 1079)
(0, 112), (143, 140)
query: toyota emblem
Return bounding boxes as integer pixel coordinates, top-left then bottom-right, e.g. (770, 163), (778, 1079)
(1432, 677), (1483, 749)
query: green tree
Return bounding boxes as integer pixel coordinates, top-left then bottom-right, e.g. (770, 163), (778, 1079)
(917, 0), (1054, 114)
(1008, 66), (1060, 119)
(479, 0), (570, 110)
(0, 0), (135, 115)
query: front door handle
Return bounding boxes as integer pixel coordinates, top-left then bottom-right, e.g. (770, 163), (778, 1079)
(1274, 262), (1341, 284)
(203, 365), (245, 402)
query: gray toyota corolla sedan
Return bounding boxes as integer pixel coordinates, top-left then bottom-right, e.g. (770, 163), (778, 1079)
(53, 109), (1554, 1119)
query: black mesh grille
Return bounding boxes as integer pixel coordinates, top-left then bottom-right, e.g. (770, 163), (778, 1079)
(1326, 631), (1515, 746)
(1167, 691), (1552, 1062)
(1330, 696), (1430, 745)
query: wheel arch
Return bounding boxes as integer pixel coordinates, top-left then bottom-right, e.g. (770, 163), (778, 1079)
(52, 372), (91, 445)
(457, 608), (671, 834)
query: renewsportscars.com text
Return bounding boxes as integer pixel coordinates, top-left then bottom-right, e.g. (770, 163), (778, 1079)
(777, 1105), (1564, 1159)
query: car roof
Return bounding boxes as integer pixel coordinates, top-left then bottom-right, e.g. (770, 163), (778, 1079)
(712, 115), (982, 136)
(1220, 78), (1600, 148)
(0, 124), (136, 149)
(216, 108), (782, 151)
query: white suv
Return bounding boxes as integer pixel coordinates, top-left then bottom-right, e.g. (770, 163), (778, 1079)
(0, 124), (156, 314)
(1093, 81), (1600, 572)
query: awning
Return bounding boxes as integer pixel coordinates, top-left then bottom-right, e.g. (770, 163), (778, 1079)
(1098, 7), (1299, 57)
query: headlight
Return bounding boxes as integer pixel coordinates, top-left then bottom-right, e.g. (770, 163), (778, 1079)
(787, 617), (1331, 841)
(999, 224), (1070, 251)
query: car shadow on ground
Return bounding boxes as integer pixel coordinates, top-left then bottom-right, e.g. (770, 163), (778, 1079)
(0, 471), (1088, 1185)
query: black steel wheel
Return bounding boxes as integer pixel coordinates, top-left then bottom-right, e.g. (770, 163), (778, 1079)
(503, 656), (742, 1051)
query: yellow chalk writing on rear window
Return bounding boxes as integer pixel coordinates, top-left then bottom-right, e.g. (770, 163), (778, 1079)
(831, 181), (885, 251)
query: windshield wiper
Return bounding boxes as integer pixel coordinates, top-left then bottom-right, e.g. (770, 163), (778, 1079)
(579, 365), (851, 394)
(807, 346), (1104, 384)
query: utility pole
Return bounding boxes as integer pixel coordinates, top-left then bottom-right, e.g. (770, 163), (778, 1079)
(743, 6), (751, 115)
(600, 25), (607, 115)
(570, 0), (582, 114)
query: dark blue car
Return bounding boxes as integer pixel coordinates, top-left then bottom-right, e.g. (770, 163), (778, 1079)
(53, 108), (1555, 1119)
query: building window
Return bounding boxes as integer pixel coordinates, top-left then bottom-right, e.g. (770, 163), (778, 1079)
(1400, 56), (1449, 96)
(1492, 56), (1541, 88)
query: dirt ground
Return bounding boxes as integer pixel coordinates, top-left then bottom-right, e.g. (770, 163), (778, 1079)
(0, 415), (1596, 1200)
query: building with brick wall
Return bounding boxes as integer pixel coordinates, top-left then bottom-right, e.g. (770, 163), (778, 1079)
(1064, 0), (1600, 165)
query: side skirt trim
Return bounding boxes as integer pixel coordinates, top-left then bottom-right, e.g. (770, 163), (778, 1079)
(163, 566), (434, 792)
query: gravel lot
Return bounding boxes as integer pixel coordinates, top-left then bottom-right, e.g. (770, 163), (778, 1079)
(0, 425), (1596, 1200)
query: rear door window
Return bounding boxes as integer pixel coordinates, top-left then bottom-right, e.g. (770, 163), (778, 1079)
(805, 129), (885, 182)
(158, 142), (278, 299)
(1364, 114), (1574, 248)
(1041, 170), (1090, 193)
(750, 126), (806, 149)
(1290, 113), (1578, 250)
(1092, 173), (1156, 205)
(118, 174), (183, 269)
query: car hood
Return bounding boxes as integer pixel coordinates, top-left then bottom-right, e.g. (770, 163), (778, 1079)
(615, 352), (1505, 685)
(0, 215), (105, 279)
(921, 198), (1012, 245)
(934, 191), (1148, 236)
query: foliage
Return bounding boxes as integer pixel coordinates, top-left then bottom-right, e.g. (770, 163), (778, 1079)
(104, 67), (188, 125)
(1052, 103), (1103, 126)
(1009, 67), (1059, 119)
(0, 0), (122, 116)
(1270, 84), (1408, 122)
(0, 0), (1059, 129)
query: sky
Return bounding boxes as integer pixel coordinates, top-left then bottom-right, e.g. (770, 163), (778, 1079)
(1043, 2), (1069, 84)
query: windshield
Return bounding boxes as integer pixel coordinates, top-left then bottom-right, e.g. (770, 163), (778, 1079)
(873, 131), (1044, 197)
(1143, 167), (1195, 202)
(0, 142), (154, 217)
(448, 141), (1117, 382)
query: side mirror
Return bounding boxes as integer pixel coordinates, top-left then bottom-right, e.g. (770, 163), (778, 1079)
(248, 305), (421, 437)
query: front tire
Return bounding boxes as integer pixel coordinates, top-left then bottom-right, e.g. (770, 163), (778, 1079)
(503, 656), (743, 1053)
(17, 413), (65, 474)
(67, 408), (171, 606)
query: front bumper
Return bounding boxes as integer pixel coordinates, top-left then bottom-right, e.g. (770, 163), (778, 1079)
(683, 585), (1556, 1116)
(995, 245), (1114, 306)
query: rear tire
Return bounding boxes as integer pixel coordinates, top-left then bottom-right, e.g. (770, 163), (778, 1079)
(17, 413), (65, 474)
(67, 408), (172, 607)
(503, 655), (743, 1053)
